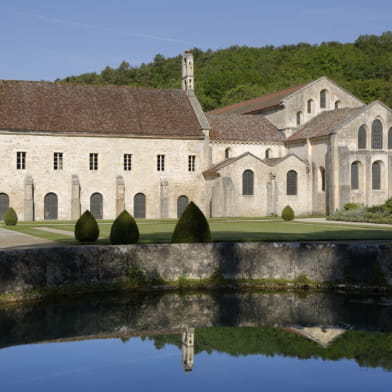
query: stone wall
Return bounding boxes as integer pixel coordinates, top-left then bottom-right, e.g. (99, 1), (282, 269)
(0, 242), (392, 294)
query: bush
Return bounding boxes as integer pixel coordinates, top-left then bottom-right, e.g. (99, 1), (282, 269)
(344, 203), (360, 210)
(383, 198), (392, 212)
(282, 205), (295, 221)
(4, 207), (17, 226)
(74, 210), (99, 242)
(110, 210), (139, 244)
(171, 201), (211, 243)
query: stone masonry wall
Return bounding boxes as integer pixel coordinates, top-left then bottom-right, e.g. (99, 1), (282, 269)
(0, 242), (392, 294)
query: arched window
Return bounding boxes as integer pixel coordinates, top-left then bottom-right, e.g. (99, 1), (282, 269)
(225, 148), (231, 159)
(371, 119), (383, 149)
(44, 193), (58, 220)
(0, 193), (9, 220)
(177, 195), (189, 218)
(307, 99), (313, 114)
(358, 125), (367, 149)
(351, 162), (360, 190)
(320, 167), (326, 192)
(242, 170), (254, 195)
(388, 127), (392, 150)
(134, 193), (146, 218)
(265, 149), (271, 159)
(287, 170), (298, 195)
(372, 161), (381, 190)
(296, 111), (303, 126)
(320, 90), (328, 109)
(90, 192), (103, 219)
(335, 100), (341, 109)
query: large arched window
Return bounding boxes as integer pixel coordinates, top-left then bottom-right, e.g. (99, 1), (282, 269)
(351, 162), (360, 190)
(177, 195), (189, 218)
(388, 127), (392, 150)
(90, 192), (103, 219)
(371, 119), (383, 149)
(372, 161), (381, 190)
(320, 90), (328, 109)
(242, 170), (254, 195)
(44, 193), (58, 220)
(307, 99), (313, 114)
(296, 111), (303, 126)
(287, 170), (298, 195)
(358, 125), (367, 149)
(134, 193), (146, 218)
(0, 193), (9, 220)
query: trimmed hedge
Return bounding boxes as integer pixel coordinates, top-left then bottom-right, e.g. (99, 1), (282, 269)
(4, 207), (17, 226)
(171, 201), (211, 243)
(282, 205), (295, 221)
(110, 210), (139, 244)
(74, 210), (99, 242)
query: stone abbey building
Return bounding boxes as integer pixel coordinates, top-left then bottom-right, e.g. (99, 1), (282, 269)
(1, 51), (392, 221)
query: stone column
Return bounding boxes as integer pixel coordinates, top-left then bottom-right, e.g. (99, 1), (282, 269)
(71, 175), (81, 220)
(160, 176), (169, 218)
(267, 172), (277, 216)
(222, 177), (234, 216)
(24, 174), (34, 221)
(116, 176), (125, 216)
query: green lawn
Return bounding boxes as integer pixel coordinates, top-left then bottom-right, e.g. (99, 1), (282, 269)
(2, 218), (392, 244)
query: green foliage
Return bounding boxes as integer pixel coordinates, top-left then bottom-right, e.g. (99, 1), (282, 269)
(58, 32), (392, 111)
(282, 205), (295, 221)
(4, 207), (17, 226)
(74, 210), (99, 242)
(171, 201), (211, 243)
(344, 203), (360, 210)
(110, 210), (139, 245)
(127, 264), (163, 286)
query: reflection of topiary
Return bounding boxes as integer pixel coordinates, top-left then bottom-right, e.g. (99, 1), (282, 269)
(282, 205), (295, 221)
(110, 210), (139, 244)
(74, 210), (99, 242)
(4, 207), (17, 226)
(171, 201), (211, 243)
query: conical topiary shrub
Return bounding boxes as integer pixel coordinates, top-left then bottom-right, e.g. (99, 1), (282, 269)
(74, 210), (99, 242)
(110, 210), (139, 244)
(4, 207), (18, 226)
(282, 205), (295, 221)
(171, 201), (211, 243)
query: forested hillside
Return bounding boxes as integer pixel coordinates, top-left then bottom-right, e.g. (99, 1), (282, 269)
(58, 32), (392, 111)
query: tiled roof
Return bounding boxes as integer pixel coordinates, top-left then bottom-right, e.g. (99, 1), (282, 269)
(207, 113), (283, 143)
(208, 82), (310, 115)
(203, 152), (306, 176)
(0, 80), (203, 137)
(287, 107), (364, 142)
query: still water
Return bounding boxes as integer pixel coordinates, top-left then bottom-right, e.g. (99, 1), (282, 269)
(0, 292), (392, 391)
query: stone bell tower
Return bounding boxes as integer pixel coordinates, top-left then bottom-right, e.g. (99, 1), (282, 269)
(182, 50), (194, 94)
(182, 327), (195, 372)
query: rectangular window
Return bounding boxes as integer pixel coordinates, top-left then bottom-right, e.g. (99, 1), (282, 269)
(157, 154), (165, 171)
(89, 153), (98, 171)
(188, 155), (196, 172)
(123, 154), (132, 171)
(53, 152), (63, 170)
(16, 152), (26, 170)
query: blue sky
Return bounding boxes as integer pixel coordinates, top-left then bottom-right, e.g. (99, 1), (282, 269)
(1, 0), (392, 81)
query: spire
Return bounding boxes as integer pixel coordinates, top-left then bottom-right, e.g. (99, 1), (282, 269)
(182, 50), (194, 94)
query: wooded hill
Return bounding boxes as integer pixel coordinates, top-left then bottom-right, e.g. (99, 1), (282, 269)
(58, 32), (392, 111)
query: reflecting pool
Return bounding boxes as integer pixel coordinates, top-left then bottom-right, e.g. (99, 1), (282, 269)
(0, 292), (392, 391)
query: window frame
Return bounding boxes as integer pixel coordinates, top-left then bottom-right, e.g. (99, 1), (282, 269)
(157, 154), (165, 171)
(123, 153), (132, 171)
(53, 152), (63, 170)
(242, 170), (254, 196)
(371, 119), (383, 149)
(188, 155), (196, 172)
(16, 151), (26, 170)
(89, 153), (98, 171)
(286, 170), (298, 195)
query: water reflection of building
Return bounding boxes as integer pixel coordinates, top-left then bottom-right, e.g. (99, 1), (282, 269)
(182, 328), (195, 372)
(283, 327), (347, 348)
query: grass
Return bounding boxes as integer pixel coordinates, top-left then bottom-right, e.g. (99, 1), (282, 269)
(3, 217), (392, 244)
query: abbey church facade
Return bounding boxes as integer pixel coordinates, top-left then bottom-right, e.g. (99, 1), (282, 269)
(1, 51), (392, 221)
